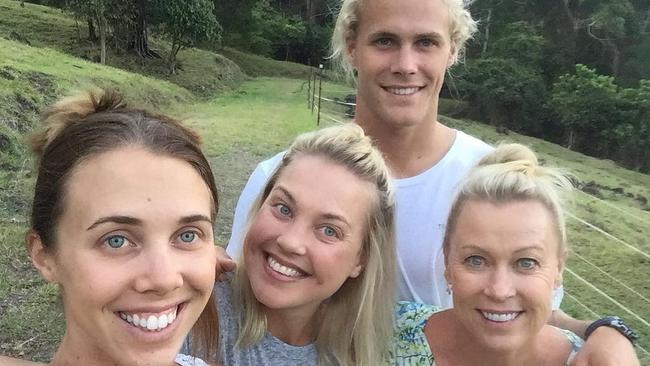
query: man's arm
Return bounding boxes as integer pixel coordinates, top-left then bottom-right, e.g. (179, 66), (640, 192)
(226, 153), (283, 259)
(550, 309), (640, 366)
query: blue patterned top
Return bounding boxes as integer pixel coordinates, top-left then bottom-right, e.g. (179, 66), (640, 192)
(389, 301), (584, 366)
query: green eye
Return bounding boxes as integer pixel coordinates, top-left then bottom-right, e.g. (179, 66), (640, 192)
(106, 235), (126, 249)
(179, 231), (196, 243)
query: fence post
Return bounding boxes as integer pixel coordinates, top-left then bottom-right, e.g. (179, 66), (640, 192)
(317, 64), (323, 126)
(311, 71), (316, 114)
(307, 69), (312, 109)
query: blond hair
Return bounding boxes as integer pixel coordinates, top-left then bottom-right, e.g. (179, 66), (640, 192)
(443, 143), (574, 261)
(331, 0), (478, 78)
(233, 123), (396, 366)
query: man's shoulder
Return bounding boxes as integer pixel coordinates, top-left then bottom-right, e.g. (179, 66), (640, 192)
(438, 130), (492, 168)
(453, 130), (493, 156)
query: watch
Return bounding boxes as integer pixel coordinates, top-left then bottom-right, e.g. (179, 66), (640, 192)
(584, 316), (639, 345)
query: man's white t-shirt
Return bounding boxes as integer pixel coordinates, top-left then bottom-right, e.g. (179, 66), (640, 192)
(226, 130), (563, 308)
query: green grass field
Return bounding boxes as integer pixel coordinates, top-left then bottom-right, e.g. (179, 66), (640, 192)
(1, 0), (649, 364)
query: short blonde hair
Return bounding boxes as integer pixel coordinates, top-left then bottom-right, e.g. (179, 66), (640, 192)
(443, 143), (574, 261)
(233, 123), (397, 366)
(331, 0), (478, 77)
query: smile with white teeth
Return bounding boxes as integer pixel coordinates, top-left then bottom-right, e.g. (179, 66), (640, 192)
(481, 311), (520, 322)
(267, 255), (304, 278)
(385, 87), (420, 95)
(119, 306), (178, 331)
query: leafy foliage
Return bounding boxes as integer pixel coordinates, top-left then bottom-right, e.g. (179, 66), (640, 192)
(154, 0), (221, 74)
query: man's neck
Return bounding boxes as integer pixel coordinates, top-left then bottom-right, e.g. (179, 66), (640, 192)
(356, 116), (456, 179)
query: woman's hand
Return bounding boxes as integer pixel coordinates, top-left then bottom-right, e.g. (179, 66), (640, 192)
(215, 245), (236, 281)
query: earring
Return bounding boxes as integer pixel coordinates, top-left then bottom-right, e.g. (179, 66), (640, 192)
(446, 283), (453, 295)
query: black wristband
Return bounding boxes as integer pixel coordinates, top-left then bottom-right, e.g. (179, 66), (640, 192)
(584, 316), (638, 345)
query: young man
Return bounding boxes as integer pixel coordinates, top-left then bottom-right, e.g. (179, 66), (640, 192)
(227, 0), (639, 364)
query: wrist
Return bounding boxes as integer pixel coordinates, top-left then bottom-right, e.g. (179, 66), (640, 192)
(585, 316), (638, 345)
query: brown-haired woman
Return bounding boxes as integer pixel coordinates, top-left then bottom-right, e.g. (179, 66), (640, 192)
(1, 90), (231, 366)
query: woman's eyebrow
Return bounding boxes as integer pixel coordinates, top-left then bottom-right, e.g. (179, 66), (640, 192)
(86, 215), (141, 230)
(179, 214), (212, 224)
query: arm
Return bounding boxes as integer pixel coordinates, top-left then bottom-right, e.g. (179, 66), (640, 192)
(225, 153), (282, 259)
(550, 310), (640, 366)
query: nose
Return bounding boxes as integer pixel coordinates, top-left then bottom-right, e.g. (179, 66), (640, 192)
(134, 243), (183, 294)
(276, 223), (307, 256)
(483, 266), (516, 301)
(390, 46), (418, 75)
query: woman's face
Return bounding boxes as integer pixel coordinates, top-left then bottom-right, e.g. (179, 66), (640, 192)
(445, 199), (563, 352)
(35, 147), (216, 366)
(244, 154), (370, 318)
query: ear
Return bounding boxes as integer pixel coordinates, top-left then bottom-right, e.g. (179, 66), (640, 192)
(554, 255), (566, 288)
(349, 249), (366, 279)
(346, 37), (358, 69)
(447, 42), (459, 68)
(444, 265), (451, 285)
(26, 231), (59, 283)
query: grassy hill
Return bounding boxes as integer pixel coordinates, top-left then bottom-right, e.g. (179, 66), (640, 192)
(1, 0), (649, 364)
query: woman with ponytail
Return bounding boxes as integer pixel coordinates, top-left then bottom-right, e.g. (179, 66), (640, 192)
(2, 89), (229, 366)
(390, 144), (583, 366)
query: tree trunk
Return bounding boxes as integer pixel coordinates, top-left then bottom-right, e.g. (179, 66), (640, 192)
(642, 8), (650, 34)
(482, 7), (492, 55)
(98, 16), (107, 65)
(88, 18), (97, 42)
(567, 129), (575, 150)
(604, 39), (621, 77)
(129, 0), (159, 59)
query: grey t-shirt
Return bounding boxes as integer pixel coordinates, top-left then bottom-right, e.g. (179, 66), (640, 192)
(215, 279), (319, 366)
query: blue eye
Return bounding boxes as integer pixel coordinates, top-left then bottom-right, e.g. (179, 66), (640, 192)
(106, 235), (127, 249)
(517, 258), (539, 270)
(179, 231), (196, 243)
(322, 226), (337, 237)
(465, 255), (485, 268)
(275, 203), (291, 216)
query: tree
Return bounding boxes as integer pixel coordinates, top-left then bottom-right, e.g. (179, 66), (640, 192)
(551, 64), (622, 154)
(155, 0), (221, 74)
(65, 0), (111, 64)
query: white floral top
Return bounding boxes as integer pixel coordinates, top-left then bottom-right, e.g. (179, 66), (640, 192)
(175, 354), (210, 366)
(389, 301), (584, 366)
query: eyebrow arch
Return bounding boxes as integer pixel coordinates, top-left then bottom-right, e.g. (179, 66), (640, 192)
(87, 216), (141, 230)
(457, 244), (545, 254)
(272, 186), (296, 204)
(417, 32), (445, 41)
(322, 213), (351, 228)
(87, 214), (212, 231)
